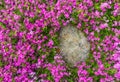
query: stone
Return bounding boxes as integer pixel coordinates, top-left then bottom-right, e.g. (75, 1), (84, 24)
(59, 25), (90, 66)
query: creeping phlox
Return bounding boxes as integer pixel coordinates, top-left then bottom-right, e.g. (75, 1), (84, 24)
(0, 0), (120, 82)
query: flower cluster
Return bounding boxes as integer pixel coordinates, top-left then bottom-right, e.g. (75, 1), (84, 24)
(0, 0), (120, 82)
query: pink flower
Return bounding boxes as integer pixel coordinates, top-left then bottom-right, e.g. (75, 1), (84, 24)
(64, 13), (69, 18)
(114, 71), (120, 79)
(77, 23), (81, 29)
(113, 9), (120, 16)
(114, 63), (120, 69)
(112, 53), (120, 61)
(99, 23), (108, 29)
(100, 78), (105, 82)
(47, 40), (54, 48)
(0, 31), (3, 40)
(14, 14), (20, 20)
(100, 2), (111, 11)
(94, 10), (100, 18)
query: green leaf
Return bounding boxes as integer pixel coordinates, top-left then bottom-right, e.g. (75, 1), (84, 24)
(70, 20), (77, 26)
(0, 0), (5, 10)
(58, 14), (66, 21)
(94, 31), (99, 37)
(47, 75), (53, 81)
(29, 16), (38, 23)
(11, 37), (19, 45)
(54, 0), (57, 3)
(12, 79), (15, 82)
(71, 11), (79, 19)
(101, 53), (107, 62)
(36, 68), (54, 81)
(105, 9), (113, 16)
(52, 36), (59, 46)
(94, 75), (101, 81)
(94, 3), (100, 10)
(14, 9), (22, 15)
(108, 69), (117, 75)
(42, 26), (51, 39)
(9, 31), (16, 37)
(87, 68), (94, 76)
(0, 61), (3, 67)
(65, 67), (78, 81)
(94, 75), (105, 81)
(91, 61), (98, 69)
(104, 62), (111, 68)
(0, 22), (6, 28)
(0, 78), (3, 81)
(43, 26), (49, 34)
(42, 0), (46, 3)
(111, 16), (116, 20)
(46, 48), (55, 63)
(118, 35), (120, 39)
(99, 29), (115, 42)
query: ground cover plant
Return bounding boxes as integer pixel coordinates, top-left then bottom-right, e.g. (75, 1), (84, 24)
(0, 0), (120, 82)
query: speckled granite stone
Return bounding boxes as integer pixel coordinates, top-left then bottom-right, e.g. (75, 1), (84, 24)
(59, 25), (90, 66)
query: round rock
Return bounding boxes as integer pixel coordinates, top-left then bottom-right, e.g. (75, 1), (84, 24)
(59, 25), (90, 66)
